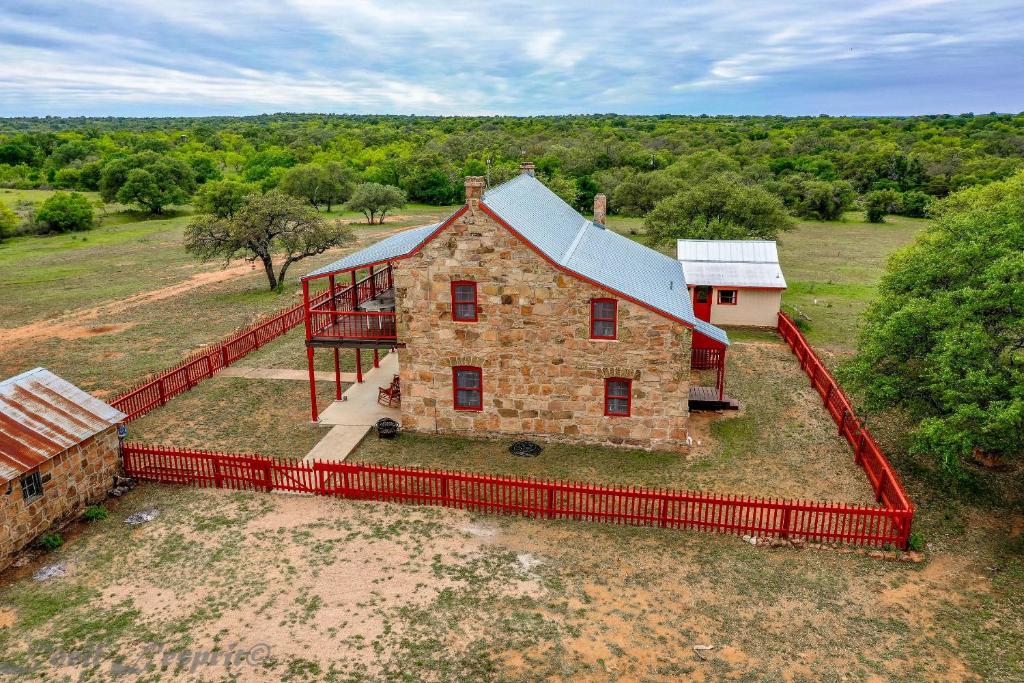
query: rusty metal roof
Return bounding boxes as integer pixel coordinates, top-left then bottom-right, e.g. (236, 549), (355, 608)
(0, 368), (125, 482)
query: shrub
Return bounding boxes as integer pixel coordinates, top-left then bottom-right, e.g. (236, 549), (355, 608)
(83, 505), (109, 522)
(898, 190), (933, 218)
(38, 533), (63, 552)
(35, 191), (95, 233)
(907, 531), (926, 552)
(863, 189), (901, 223)
(0, 202), (16, 240)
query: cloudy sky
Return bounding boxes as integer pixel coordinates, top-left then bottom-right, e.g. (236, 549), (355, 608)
(1, 0), (1023, 117)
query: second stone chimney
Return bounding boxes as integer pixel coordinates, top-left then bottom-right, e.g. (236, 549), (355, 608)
(519, 161), (535, 177)
(464, 176), (485, 207)
(593, 193), (607, 226)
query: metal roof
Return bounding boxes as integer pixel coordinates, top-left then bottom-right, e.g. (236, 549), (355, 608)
(306, 221), (443, 278)
(485, 175), (729, 345)
(0, 368), (126, 482)
(677, 239), (787, 289)
(302, 174), (729, 346)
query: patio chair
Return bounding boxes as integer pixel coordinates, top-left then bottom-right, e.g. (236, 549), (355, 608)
(378, 374), (400, 407)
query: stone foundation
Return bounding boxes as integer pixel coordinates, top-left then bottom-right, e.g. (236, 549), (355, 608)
(395, 203), (692, 452)
(0, 428), (120, 573)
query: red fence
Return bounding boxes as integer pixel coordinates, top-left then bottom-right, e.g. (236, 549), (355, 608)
(122, 443), (913, 548)
(110, 270), (378, 421)
(777, 313), (914, 533)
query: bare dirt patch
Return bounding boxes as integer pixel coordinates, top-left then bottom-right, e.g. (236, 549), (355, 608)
(0, 608), (15, 629)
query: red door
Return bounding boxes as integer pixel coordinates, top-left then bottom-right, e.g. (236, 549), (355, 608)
(692, 286), (713, 322)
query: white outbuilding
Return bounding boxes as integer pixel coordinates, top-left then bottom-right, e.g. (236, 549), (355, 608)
(677, 239), (787, 327)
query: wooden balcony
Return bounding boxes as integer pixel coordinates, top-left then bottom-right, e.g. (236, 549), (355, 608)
(304, 265), (402, 348)
(308, 310), (398, 348)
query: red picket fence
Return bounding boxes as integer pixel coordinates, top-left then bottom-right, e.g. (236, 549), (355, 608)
(776, 313), (914, 532)
(122, 443), (914, 548)
(110, 272), (377, 421)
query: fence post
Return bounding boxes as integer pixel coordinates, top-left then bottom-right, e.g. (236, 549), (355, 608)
(213, 458), (223, 488)
(838, 409), (849, 437)
(658, 496), (669, 528)
(781, 506), (792, 539)
(440, 474), (450, 505)
(157, 378), (166, 406)
(546, 486), (555, 520)
(206, 352), (214, 379)
(221, 344), (230, 368)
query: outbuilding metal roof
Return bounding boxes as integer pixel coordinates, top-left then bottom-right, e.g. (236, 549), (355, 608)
(304, 174), (730, 346)
(0, 368), (126, 482)
(677, 239), (787, 289)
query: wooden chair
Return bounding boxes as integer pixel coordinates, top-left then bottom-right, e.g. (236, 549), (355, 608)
(377, 374), (400, 407)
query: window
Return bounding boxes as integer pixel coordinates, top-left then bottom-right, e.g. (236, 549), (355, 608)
(451, 281), (478, 322)
(20, 470), (43, 502)
(590, 298), (617, 339)
(717, 289), (738, 305)
(604, 378), (632, 417)
(453, 366), (483, 411)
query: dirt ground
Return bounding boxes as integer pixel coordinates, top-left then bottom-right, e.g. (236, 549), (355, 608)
(0, 485), (1011, 682)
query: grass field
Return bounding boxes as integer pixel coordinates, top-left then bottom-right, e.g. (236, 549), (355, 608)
(1, 197), (1022, 681)
(0, 191), (458, 394)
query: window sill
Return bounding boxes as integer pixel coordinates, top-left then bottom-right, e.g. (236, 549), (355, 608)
(589, 337), (619, 342)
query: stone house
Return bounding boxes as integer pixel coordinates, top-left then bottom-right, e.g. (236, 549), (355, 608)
(0, 368), (125, 572)
(300, 164), (731, 453)
(678, 239), (787, 327)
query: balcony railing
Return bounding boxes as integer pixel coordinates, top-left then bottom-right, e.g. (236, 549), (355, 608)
(308, 310), (397, 341)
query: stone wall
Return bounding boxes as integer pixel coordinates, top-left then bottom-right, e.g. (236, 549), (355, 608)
(394, 204), (692, 452)
(0, 428), (120, 572)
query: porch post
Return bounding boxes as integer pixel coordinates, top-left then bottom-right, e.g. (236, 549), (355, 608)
(355, 348), (363, 384)
(373, 348), (380, 368)
(328, 274), (336, 312)
(306, 345), (319, 423)
(351, 270), (358, 310)
(717, 349), (726, 401)
(369, 264), (376, 299)
(333, 348), (342, 400)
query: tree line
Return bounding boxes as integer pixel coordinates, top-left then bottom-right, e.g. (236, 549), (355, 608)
(1, 112), (1021, 225)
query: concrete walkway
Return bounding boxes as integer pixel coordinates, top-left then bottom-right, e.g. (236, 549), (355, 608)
(220, 366), (357, 383)
(303, 352), (401, 463)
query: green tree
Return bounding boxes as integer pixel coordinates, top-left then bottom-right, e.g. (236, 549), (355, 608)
(843, 171), (1024, 477)
(796, 179), (855, 220)
(34, 191), (95, 232)
(0, 202), (17, 240)
(611, 171), (682, 217)
(193, 179), (255, 219)
(643, 174), (793, 245)
(347, 182), (406, 224)
(184, 191), (355, 290)
(100, 151), (195, 213)
(279, 162), (355, 211)
(863, 189), (902, 223)
(898, 190), (933, 218)
(541, 174), (578, 207)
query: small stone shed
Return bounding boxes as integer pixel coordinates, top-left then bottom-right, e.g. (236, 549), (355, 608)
(0, 368), (125, 572)
(677, 239), (787, 327)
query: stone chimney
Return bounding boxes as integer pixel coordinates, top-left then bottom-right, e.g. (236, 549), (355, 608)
(593, 193), (607, 226)
(464, 176), (485, 207)
(519, 161), (535, 177)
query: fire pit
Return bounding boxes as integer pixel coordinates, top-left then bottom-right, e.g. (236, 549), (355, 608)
(376, 418), (399, 439)
(509, 440), (542, 457)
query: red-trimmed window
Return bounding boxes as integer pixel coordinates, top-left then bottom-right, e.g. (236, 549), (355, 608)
(717, 289), (738, 305)
(452, 281), (478, 322)
(590, 298), (617, 339)
(453, 366), (483, 411)
(604, 378), (631, 417)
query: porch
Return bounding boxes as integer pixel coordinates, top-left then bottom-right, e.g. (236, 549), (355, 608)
(304, 263), (400, 347)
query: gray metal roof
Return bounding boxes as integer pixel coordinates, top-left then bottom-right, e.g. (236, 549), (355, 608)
(485, 175), (728, 345)
(306, 221), (443, 278)
(0, 368), (126, 482)
(677, 239), (787, 289)
(302, 174), (729, 345)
